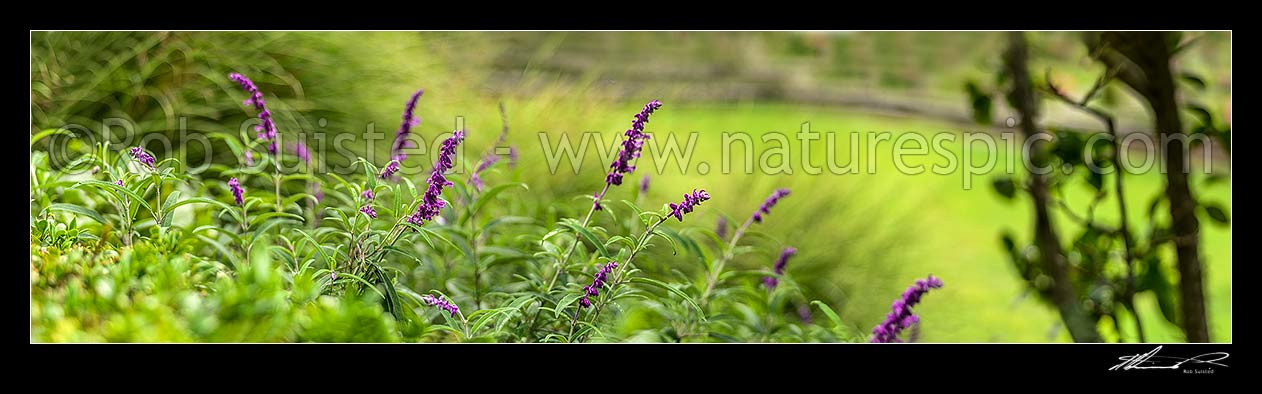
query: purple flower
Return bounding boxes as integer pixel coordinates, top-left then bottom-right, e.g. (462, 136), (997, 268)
(361, 189), (375, 201)
(292, 141), (311, 164)
(129, 146), (155, 169)
(379, 160), (400, 180)
(773, 247), (796, 275)
(752, 188), (790, 223)
(716, 216), (728, 240)
(330, 272), (338, 280)
(605, 100), (662, 186)
(389, 89), (424, 162)
(668, 189), (710, 222)
(408, 130), (465, 225)
(579, 261), (619, 309)
(421, 294), (460, 317)
(798, 304), (813, 324)
(114, 179), (124, 187)
(359, 204), (378, 219)
(762, 277), (779, 289)
(470, 153), (500, 193)
(229, 73), (280, 156)
(640, 175), (651, 194)
(763, 247), (797, 290)
(871, 275), (944, 343)
(311, 182), (323, 203)
(471, 105), (517, 192)
(244, 150), (255, 166)
(592, 192), (603, 211)
(228, 177), (245, 206)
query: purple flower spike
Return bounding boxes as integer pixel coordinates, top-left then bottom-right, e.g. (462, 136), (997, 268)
(640, 175), (651, 194)
(311, 182), (324, 203)
(579, 261), (619, 309)
(359, 204), (378, 219)
(763, 247), (797, 290)
(293, 141), (311, 164)
(752, 188), (790, 224)
(421, 294), (460, 317)
(228, 178), (245, 206)
(716, 216), (728, 240)
(229, 73), (280, 157)
(470, 152), (501, 193)
(244, 151), (255, 166)
(668, 189), (710, 222)
(129, 146), (155, 169)
(762, 277), (779, 289)
(361, 189), (375, 201)
(798, 304), (813, 324)
(408, 130), (465, 225)
(605, 100), (662, 186)
(114, 179), (124, 187)
(379, 160), (400, 180)
(871, 275), (944, 343)
(592, 192), (604, 211)
(390, 89), (424, 162)
(773, 247), (797, 275)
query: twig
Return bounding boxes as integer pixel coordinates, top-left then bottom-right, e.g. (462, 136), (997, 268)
(1042, 69), (1145, 342)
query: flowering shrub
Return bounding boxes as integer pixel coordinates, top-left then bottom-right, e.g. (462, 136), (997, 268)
(28, 73), (945, 343)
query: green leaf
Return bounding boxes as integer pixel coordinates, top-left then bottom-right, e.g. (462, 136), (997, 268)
(481, 216), (534, 234)
(1140, 257), (1179, 326)
(31, 128), (73, 147)
(1180, 72), (1207, 91)
(195, 234), (237, 268)
(161, 190), (182, 213)
(1202, 204), (1230, 225)
(559, 220), (610, 259)
(1183, 104), (1215, 127)
(811, 300), (845, 330)
(555, 293), (582, 318)
(469, 182), (527, 218)
(293, 229), (335, 268)
(250, 212), (306, 226)
(46, 203), (107, 224)
(605, 235), (638, 251)
(162, 197), (234, 218)
(629, 277), (705, 320)
(73, 180), (155, 218)
(371, 266), (402, 318)
(649, 228), (680, 256)
(965, 80), (993, 125)
(470, 308), (509, 335)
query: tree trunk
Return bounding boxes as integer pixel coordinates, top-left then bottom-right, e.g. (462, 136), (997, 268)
(1085, 32), (1209, 342)
(1003, 32), (1102, 342)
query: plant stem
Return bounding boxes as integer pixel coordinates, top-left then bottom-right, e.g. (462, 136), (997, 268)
(546, 182), (612, 290)
(1045, 70), (1145, 342)
(273, 162), (282, 213)
(153, 173), (163, 226)
(569, 215), (669, 339)
(470, 197), (482, 309)
(525, 182), (612, 341)
(700, 214), (756, 307)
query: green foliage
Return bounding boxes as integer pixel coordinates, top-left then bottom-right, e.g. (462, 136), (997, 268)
(978, 33), (1230, 342)
(29, 72), (862, 345)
